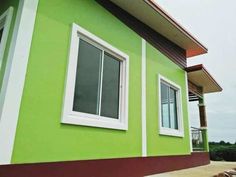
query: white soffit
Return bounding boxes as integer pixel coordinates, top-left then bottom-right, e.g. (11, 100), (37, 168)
(109, 0), (208, 58)
(187, 65), (222, 94)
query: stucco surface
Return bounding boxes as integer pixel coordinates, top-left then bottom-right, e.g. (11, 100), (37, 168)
(146, 43), (191, 156)
(12, 0), (142, 163)
(11, 0), (191, 164)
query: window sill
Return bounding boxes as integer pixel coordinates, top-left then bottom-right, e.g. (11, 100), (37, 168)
(159, 127), (184, 137)
(61, 112), (128, 131)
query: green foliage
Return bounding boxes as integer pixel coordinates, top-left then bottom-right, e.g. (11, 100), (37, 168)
(209, 141), (236, 162)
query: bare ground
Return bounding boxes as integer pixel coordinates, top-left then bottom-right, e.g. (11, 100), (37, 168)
(146, 161), (236, 177)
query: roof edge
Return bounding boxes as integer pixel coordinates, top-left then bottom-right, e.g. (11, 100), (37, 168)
(186, 64), (223, 92)
(144, 0), (208, 57)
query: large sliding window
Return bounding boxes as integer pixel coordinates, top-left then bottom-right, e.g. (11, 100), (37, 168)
(62, 24), (129, 130)
(158, 75), (184, 137)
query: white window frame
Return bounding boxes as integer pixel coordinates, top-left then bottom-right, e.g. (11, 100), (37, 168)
(61, 23), (129, 130)
(0, 7), (13, 72)
(158, 74), (184, 137)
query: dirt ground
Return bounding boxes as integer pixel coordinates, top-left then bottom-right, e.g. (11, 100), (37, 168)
(147, 161), (236, 177)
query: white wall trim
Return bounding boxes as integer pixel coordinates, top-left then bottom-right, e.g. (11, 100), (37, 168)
(158, 74), (184, 137)
(141, 39), (147, 157)
(0, 7), (14, 71)
(61, 23), (129, 130)
(185, 71), (193, 152)
(0, 0), (39, 164)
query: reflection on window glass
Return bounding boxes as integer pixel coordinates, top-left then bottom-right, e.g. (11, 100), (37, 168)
(161, 81), (178, 129)
(169, 88), (178, 129)
(73, 39), (121, 119)
(161, 83), (170, 127)
(100, 53), (120, 119)
(0, 28), (3, 44)
(73, 39), (102, 115)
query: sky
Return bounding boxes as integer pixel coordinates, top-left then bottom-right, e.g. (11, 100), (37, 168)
(157, 0), (236, 143)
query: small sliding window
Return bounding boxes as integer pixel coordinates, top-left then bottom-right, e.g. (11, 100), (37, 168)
(158, 75), (184, 137)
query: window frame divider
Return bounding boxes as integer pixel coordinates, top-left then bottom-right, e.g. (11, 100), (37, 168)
(98, 50), (105, 116)
(167, 85), (171, 128)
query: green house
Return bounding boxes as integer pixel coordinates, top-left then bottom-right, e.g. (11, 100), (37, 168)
(0, 0), (222, 176)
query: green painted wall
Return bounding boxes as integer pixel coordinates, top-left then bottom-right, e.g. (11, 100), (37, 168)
(11, 0), (142, 163)
(146, 43), (191, 156)
(0, 0), (19, 91)
(11, 0), (192, 164)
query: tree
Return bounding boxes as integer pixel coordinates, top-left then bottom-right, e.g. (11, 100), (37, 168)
(219, 141), (226, 145)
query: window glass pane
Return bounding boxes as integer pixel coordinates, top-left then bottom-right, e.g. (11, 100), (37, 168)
(0, 28), (3, 44)
(100, 53), (120, 119)
(73, 39), (102, 115)
(161, 82), (170, 128)
(169, 87), (178, 129)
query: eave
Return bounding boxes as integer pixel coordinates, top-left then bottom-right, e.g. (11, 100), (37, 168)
(186, 64), (222, 94)
(109, 0), (208, 58)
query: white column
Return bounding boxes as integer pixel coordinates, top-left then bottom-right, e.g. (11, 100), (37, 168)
(141, 38), (147, 157)
(185, 72), (193, 152)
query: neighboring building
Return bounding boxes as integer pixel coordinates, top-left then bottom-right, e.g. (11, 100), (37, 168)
(0, 0), (222, 176)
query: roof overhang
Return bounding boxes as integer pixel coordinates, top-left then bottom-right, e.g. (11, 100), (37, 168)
(109, 0), (208, 58)
(186, 64), (222, 94)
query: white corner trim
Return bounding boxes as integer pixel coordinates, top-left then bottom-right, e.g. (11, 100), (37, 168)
(0, 0), (39, 164)
(61, 23), (129, 130)
(185, 71), (193, 152)
(0, 7), (14, 71)
(141, 38), (147, 157)
(158, 74), (184, 137)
